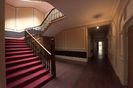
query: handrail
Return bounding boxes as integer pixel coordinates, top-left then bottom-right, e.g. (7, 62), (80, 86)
(26, 8), (64, 36)
(26, 8), (56, 29)
(40, 8), (56, 26)
(25, 30), (56, 78)
(40, 8), (64, 30)
(25, 30), (51, 55)
(25, 8), (58, 78)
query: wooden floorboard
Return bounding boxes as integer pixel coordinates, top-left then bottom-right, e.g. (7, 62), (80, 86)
(42, 58), (124, 88)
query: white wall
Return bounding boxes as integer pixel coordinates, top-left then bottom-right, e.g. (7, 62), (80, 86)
(5, 4), (45, 32)
(34, 9), (45, 26)
(55, 26), (89, 62)
(5, 4), (15, 29)
(55, 27), (88, 52)
(0, 0), (6, 88)
(16, 8), (34, 30)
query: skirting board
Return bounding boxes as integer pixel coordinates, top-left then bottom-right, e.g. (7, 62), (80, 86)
(55, 55), (88, 62)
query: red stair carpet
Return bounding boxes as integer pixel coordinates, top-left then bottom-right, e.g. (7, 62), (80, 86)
(5, 38), (53, 88)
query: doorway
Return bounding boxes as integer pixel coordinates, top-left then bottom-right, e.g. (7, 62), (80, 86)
(89, 25), (109, 60)
(98, 41), (103, 59)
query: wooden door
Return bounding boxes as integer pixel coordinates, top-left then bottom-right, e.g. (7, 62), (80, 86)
(128, 26), (133, 88)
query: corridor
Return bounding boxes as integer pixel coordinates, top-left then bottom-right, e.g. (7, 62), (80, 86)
(42, 57), (124, 88)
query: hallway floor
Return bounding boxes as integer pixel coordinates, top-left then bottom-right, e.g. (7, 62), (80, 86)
(42, 58), (124, 88)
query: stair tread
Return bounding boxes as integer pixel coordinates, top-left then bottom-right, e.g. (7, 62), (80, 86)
(7, 60), (40, 72)
(24, 74), (52, 88)
(6, 56), (38, 64)
(6, 50), (33, 55)
(7, 69), (48, 88)
(6, 53), (35, 59)
(7, 64), (43, 80)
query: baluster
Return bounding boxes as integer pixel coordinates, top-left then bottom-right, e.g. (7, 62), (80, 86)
(50, 38), (56, 78)
(24, 8), (60, 78)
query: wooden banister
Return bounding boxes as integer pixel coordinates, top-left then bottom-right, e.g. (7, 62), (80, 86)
(24, 7), (63, 78)
(25, 30), (51, 55)
(40, 8), (56, 26)
(25, 8), (56, 29)
(27, 8), (64, 32)
(25, 31), (56, 78)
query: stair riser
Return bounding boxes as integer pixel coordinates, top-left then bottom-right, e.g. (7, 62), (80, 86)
(7, 67), (44, 84)
(6, 55), (36, 62)
(6, 58), (38, 68)
(5, 39), (25, 41)
(6, 44), (28, 46)
(6, 62), (41, 75)
(5, 51), (33, 57)
(6, 45), (29, 48)
(6, 41), (26, 43)
(5, 48), (32, 52)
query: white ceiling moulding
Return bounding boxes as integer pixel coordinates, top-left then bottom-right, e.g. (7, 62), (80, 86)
(67, 18), (112, 30)
(111, 0), (121, 18)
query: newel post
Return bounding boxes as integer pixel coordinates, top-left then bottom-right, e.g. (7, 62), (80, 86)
(51, 37), (56, 78)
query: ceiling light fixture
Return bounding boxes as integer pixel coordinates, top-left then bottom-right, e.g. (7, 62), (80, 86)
(96, 17), (100, 29)
(96, 26), (99, 29)
(93, 14), (102, 30)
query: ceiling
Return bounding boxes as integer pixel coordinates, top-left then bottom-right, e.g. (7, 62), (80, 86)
(6, 0), (120, 35)
(6, 0), (54, 13)
(44, 0), (120, 36)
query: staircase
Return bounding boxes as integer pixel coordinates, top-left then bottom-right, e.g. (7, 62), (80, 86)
(26, 8), (64, 36)
(5, 38), (53, 88)
(5, 7), (59, 88)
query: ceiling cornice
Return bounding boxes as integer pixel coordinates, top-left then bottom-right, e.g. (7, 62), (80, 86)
(111, 0), (121, 19)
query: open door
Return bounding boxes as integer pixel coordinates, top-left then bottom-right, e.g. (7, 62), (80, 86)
(128, 26), (133, 88)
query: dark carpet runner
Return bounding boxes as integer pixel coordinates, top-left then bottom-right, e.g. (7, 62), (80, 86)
(5, 38), (52, 88)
